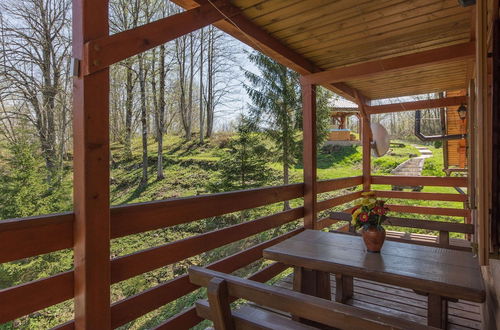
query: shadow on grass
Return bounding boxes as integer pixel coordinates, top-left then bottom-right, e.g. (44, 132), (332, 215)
(295, 145), (361, 169)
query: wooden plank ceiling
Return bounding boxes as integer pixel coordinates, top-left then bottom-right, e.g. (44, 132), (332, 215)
(228, 0), (474, 100)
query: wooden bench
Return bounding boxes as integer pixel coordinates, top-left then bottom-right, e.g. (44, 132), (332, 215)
(189, 266), (437, 330)
(330, 212), (473, 251)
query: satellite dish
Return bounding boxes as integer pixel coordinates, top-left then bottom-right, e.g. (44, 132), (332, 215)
(370, 122), (390, 157)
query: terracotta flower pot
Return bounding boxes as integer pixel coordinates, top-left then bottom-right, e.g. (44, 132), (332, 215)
(362, 226), (386, 253)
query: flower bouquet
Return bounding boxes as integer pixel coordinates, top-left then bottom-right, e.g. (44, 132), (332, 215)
(351, 191), (390, 252)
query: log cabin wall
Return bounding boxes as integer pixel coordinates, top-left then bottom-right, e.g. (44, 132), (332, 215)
(445, 90), (468, 169)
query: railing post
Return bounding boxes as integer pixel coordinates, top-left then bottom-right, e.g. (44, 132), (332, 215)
(72, 0), (111, 328)
(355, 91), (371, 192)
(301, 82), (317, 229)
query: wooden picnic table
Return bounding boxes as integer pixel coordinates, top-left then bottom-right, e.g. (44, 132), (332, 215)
(263, 230), (485, 329)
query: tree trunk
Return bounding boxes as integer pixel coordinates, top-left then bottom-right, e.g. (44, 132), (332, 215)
(187, 33), (194, 140)
(124, 59), (134, 158)
(138, 54), (148, 186)
(176, 37), (190, 140)
(157, 44), (166, 180)
(199, 28), (205, 143)
(206, 26), (215, 138)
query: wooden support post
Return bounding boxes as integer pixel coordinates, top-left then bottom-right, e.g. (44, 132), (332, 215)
(356, 92), (371, 192)
(476, 0), (490, 265)
(302, 83), (318, 229)
(72, 0), (111, 328)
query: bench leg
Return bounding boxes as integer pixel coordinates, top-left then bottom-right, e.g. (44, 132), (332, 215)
(335, 274), (353, 303)
(428, 294), (448, 329)
(293, 267), (331, 300)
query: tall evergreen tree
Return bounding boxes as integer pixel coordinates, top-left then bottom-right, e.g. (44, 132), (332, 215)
(244, 52), (302, 209)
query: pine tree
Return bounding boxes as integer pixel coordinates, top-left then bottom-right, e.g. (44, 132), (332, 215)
(0, 140), (68, 219)
(244, 52), (302, 209)
(210, 116), (270, 192)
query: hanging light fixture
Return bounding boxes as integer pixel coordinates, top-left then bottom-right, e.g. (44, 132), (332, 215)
(457, 104), (467, 121)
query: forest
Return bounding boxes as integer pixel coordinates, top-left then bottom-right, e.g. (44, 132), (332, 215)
(0, 0), (453, 329)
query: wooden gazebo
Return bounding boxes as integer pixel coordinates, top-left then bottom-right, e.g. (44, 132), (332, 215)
(1, 0), (499, 329)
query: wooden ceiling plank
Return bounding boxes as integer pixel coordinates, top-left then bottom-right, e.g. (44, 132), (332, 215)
(281, 0), (462, 49)
(301, 42), (475, 85)
(366, 96), (467, 115)
(317, 36), (471, 69)
(300, 12), (471, 64)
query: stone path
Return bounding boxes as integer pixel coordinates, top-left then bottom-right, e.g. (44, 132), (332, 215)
(390, 146), (432, 191)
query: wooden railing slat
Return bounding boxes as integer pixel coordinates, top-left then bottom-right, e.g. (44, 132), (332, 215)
(317, 191), (362, 212)
(374, 190), (467, 202)
(371, 175), (467, 187)
(111, 207), (303, 283)
(110, 183), (303, 238)
(0, 184), (303, 263)
(329, 212), (474, 234)
(386, 204), (468, 217)
(0, 213), (73, 264)
(317, 176), (362, 194)
(0, 271), (73, 323)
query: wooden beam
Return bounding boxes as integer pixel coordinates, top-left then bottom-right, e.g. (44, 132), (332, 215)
(366, 96), (467, 115)
(83, 1), (239, 75)
(72, 0), (111, 328)
(171, 0), (361, 102)
(302, 83), (317, 229)
(301, 42), (476, 85)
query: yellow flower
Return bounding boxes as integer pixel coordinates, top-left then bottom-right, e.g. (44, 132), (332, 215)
(352, 208), (361, 221)
(361, 198), (372, 206)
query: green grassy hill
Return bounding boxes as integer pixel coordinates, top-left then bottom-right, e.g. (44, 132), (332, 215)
(1, 134), (465, 329)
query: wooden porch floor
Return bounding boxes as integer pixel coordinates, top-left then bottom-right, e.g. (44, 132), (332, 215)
(268, 275), (482, 330)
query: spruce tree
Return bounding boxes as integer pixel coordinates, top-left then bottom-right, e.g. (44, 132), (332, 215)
(210, 116), (270, 192)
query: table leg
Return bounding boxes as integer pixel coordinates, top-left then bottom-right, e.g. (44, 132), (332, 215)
(293, 267), (331, 300)
(292, 267), (332, 326)
(428, 294), (448, 329)
(335, 274), (353, 303)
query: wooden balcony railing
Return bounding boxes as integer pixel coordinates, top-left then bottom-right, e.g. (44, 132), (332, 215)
(0, 175), (470, 329)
